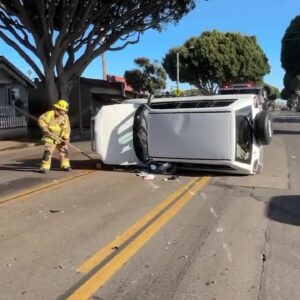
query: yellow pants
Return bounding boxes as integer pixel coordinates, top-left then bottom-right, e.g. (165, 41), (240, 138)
(40, 142), (71, 170)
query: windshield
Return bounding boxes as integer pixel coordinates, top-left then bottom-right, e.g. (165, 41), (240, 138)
(235, 106), (252, 164)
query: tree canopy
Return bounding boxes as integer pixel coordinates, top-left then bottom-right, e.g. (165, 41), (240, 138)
(163, 30), (270, 94)
(0, 0), (195, 104)
(281, 15), (300, 103)
(124, 57), (166, 96)
(264, 83), (280, 101)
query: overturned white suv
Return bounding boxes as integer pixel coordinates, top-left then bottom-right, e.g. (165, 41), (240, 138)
(92, 94), (272, 175)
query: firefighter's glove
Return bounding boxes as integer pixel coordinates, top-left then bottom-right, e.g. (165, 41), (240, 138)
(62, 138), (70, 146)
(64, 140), (70, 146)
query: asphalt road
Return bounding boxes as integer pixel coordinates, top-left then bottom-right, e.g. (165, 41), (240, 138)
(0, 111), (300, 300)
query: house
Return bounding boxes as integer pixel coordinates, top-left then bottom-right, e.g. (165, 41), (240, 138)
(0, 56), (35, 139)
(106, 74), (139, 99)
(29, 77), (126, 133)
(69, 77), (126, 129)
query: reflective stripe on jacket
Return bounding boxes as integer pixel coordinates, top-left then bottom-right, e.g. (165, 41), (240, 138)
(38, 110), (70, 143)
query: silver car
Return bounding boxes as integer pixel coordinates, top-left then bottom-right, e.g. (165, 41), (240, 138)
(92, 95), (272, 175)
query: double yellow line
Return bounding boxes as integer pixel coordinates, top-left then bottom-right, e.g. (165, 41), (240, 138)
(0, 170), (96, 205)
(67, 176), (210, 300)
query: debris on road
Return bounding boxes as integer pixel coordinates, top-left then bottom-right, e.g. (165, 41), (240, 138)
(210, 207), (218, 218)
(165, 241), (172, 250)
(162, 175), (179, 182)
(148, 182), (160, 190)
(216, 227), (223, 233)
(49, 209), (60, 213)
(136, 171), (155, 180)
(223, 243), (233, 262)
(205, 280), (215, 286)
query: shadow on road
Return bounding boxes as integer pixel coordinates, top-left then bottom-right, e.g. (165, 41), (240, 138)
(267, 195), (300, 226)
(105, 165), (243, 178)
(274, 129), (300, 135)
(0, 155), (251, 178)
(0, 158), (97, 173)
(273, 117), (300, 124)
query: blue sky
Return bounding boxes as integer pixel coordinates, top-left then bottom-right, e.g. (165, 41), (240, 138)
(0, 0), (299, 91)
(85, 0), (300, 91)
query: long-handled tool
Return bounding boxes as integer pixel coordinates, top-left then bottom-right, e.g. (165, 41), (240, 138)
(13, 104), (96, 162)
(47, 132), (95, 161)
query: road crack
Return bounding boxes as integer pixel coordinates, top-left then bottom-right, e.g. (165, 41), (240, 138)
(257, 218), (269, 300)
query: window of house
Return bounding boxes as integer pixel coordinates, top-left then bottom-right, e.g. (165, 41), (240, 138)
(7, 88), (16, 105)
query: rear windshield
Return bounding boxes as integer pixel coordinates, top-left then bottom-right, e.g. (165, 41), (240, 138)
(219, 89), (261, 96)
(150, 100), (235, 109)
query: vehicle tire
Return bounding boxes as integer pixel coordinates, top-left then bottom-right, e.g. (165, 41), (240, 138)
(254, 111), (273, 145)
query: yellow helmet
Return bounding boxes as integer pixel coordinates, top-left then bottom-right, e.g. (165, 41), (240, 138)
(54, 99), (69, 112)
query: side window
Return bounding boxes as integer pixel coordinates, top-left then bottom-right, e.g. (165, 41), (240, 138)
(235, 106), (252, 164)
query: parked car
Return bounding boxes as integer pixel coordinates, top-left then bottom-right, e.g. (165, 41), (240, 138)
(92, 94), (273, 175)
(219, 82), (268, 110)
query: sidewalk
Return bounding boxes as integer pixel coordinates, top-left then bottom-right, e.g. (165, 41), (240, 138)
(0, 128), (91, 152)
(0, 139), (38, 152)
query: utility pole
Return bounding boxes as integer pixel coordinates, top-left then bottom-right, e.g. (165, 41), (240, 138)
(78, 77), (83, 136)
(102, 52), (107, 80)
(176, 52), (180, 94)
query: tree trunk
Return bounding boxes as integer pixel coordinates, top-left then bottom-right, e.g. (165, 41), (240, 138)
(44, 72), (59, 107)
(44, 72), (72, 107)
(57, 75), (71, 101)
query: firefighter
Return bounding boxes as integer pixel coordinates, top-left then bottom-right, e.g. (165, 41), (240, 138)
(38, 99), (72, 173)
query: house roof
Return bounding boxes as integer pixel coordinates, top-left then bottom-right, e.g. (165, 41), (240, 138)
(0, 56), (36, 88)
(80, 77), (125, 96)
(107, 74), (134, 92)
(80, 77), (123, 89)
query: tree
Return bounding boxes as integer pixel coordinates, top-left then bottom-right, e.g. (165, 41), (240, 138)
(264, 83), (280, 109)
(0, 0), (195, 105)
(124, 57), (166, 96)
(264, 84), (280, 101)
(182, 88), (203, 96)
(163, 30), (270, 94)
(281, 73), (300, 110)
(281, 16), (300, 75)
(281, 15), (300, 108)
(281, 87), (294, 109)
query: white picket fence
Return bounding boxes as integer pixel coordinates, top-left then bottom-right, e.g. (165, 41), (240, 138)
(0, 106), (27, 129)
